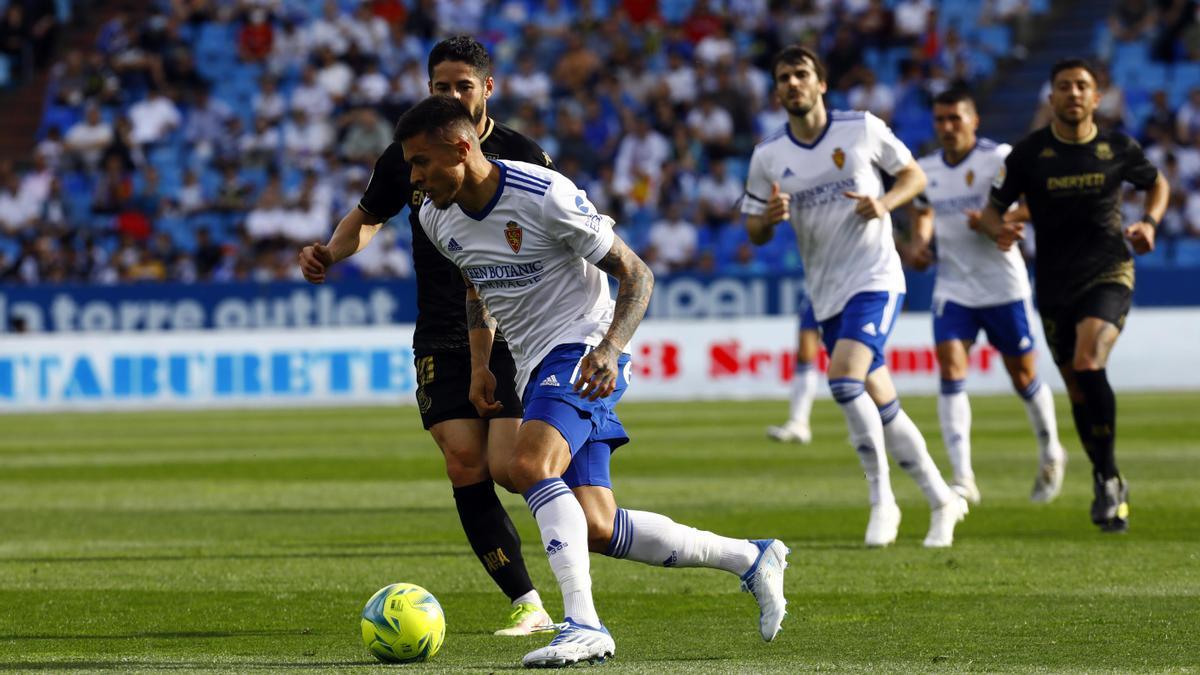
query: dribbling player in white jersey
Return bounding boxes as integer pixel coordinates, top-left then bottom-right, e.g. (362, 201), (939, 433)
(904, 89), (1066, 505)
(743, 46), (968, 548)
(397, 95), (788, 668)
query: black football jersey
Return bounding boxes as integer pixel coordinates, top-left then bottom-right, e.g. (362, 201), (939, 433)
(358, 118), (554, 352)
(989, 126), (1158, 306)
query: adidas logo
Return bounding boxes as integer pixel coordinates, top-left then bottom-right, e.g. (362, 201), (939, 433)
(540, 374), (560, 387)
(861, 322), (877, 336)
(1019, 336), (1032, 350)
(662, 551), (678, 567)
(546, 539), (566, 554)
(447, 238), (463, 252)
(782, 167), (795, 178)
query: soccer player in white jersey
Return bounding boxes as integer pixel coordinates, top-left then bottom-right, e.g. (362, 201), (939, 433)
(766, 298), (821, 444)
(904, 89), (1066, 505)
(396, 95), (789, 668)
(743, 46), (968, 548)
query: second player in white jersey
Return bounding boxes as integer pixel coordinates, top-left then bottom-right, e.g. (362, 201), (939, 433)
(420, 159), (618, 384)
(743, 110), (910, 321)
(917, 139), (1032, 307)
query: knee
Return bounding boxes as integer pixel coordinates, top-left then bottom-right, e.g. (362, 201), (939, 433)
(1072, 354), (1102, 371)
(1008, 367), (1037, 394)
(441, 444), (488, 486)
(507, 451), (553, 494)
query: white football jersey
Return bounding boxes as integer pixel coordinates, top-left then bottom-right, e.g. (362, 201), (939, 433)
(420, 160), (617, 383)
(917, 139), (1031, 307)
(742, 111), (911, 321)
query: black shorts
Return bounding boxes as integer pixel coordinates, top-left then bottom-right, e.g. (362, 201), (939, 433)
(414, 343), (524, 430)
(1038, 283), (1132, 366)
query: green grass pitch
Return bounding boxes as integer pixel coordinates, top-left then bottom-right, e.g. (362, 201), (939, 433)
(1, 393), (1197, 673)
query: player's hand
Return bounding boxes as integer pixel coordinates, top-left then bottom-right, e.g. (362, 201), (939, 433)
(469, 367), (503, 417)
(964, 209), (983, 232)
(1125, 221), (1156, 255)
(902, 242), (934, 271)
(298, 242), (334, 284)
(993, 221), (1025, 251)
(765, 182), (790, 225)
(573, 341), (620, 402)
(844, 191), (887, 220)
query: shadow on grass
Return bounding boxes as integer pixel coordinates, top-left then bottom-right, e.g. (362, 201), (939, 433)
(1, 547), (462, 564)
(0, 660), (376, 670)
(0, 629), (323, 641)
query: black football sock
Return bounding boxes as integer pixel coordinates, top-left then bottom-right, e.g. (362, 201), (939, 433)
(1073, 369), (1119, 480)
(453, 480), (535, 603)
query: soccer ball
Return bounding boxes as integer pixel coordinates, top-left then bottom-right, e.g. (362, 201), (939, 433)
(360, 583), (446, 663)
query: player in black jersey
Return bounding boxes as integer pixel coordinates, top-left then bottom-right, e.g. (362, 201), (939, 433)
(298, 37), (557, 635)
(979, 58), (1169, 533)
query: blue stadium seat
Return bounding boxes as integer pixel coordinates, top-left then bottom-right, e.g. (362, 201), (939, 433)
(975, 25), (1011, 56)
(0, 54), (9, 88)
(1173, 239), (1200, 266)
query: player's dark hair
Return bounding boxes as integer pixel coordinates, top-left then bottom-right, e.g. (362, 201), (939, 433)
(1050, 58), (1098, 85)
(933, 88), (976, 108)
(394, 95), (475, 143)
(427, 35), (492, 81)
(771, 45), (826, 84)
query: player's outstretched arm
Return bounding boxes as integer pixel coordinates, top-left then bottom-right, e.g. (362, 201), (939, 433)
(1126, 172), (1169, 255)
(902, 204), (934, 271)
(465, 278), (503, 417)
(298, 206), (382, 283)
(575, 235), (654, 401)
(976, 203), (1024, 251)
(844, 160), (926, 220)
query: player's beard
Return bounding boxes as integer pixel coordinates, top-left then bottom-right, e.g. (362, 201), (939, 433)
(470, 100), (485, 126)
(783, 100), (815, 117)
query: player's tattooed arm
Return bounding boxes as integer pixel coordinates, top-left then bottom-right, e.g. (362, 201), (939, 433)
(574, 235), (653, 401)
(464, 275), (503, 416)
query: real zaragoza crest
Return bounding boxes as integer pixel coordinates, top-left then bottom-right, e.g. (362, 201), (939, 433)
(1095, 142), (1113, 160)
(965, 169), (975, 186)
(832, 147), (846, 169)
(505, 221), (523, 253)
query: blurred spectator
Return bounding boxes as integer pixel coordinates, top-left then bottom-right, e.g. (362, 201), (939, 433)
(695, 19), (736, 67)
(983, 0), (1033, 60)
(92, 155), (134, 215)
(554, 33), (602, 95)
(128, 87), (182, 148)
(436, 0), (486, 35)
(65, 105), (115, 172)
(696, 157), (743, 228)
(338, 108), (392, 163)
(173, 169), (208, 215)
(1108, 0), (1157, 46)
(755, 94), (788, 142)
(857, 0), (896, 49)
(0, 173), (37, 235)
(352, 227), (414, 278)
(613, 114), (671, 210)
(315, 47), (355, 106)
(309, 1), (350, 56)
(0, 4), (29, 79)
(353, 60), (391, 106)
(1141, 89), (1177, 143)
(686, 94), (735, 158)
(283, 109), (334, 168)
(662, 48), (699, 107)
(848, 68), (896, 124)
(341, 2), (390, 56)
(1095, 66), (1128, 131)
(185, 86), (234, 160)
(647, 202), (699, 274)
(238, 8), (274, 63)
(1176, 87), (1200, 144)
(825, 25), (863, 91)
(36, 127), (65, 171)
(214, 162), (253, 212)
(239, 115), (282, 168)
(894, 0), (931, 46)
(509, 53), (552, 109)
(252, 76), (287, 123)
(292, 64), (335, 119)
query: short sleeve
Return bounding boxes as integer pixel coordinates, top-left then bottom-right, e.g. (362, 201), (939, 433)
(866, 112), (914, 176)
(358, 143), (409, 222)
(741, 148), (771, 216)
(544, 175), (616, 264)
(988, 143), (1025, 211)
(1119, 135), (1160, 190)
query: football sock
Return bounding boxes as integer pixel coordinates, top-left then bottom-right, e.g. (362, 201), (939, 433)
(605, 508), (759, 575)
(1073, 369), (1119, 480)
(1018, 377), (1064, 464)
(880, 400), (957, 508)
(937, 379), (973, 482)
(790, 361), (817, 426)
(512, 589), (543, 608)
(523, 478), (600, 627)
(831, 378), (895, 506)
(1070, 401), (1099, 466)
(454, 480), (535, 603)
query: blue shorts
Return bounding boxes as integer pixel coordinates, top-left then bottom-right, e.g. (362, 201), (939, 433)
(819, 291), (903, 373)
(933, 298), (1035, 357)
(521, 343), (631, 489)
(799, 296), (819, 331)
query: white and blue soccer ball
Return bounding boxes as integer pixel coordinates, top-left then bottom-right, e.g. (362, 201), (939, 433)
(360, 583), (446, 663)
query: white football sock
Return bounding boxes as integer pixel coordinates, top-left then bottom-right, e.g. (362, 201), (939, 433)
(606, 508), (759, 575)
(512, 589), (543, 608)
(789, 362), (817, 425)
(831, 378), (895, 506)
(523, 478), (599, 627)
(937, 379), (973, 481)
(881, 401), (957, 508)
(1020, 378), (1065, 464)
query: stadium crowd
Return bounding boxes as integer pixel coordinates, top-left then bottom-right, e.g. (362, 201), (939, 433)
(3, 0), (1200, 285)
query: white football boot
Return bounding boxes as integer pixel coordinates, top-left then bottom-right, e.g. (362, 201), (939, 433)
(740, 539), (789, 641)
(865, 501), (901, 547)
(951, 476), (981, 505)
(923, 494), (969, 548)
(766, 420), (812, 444)
(495, 602), (557, 637)
(1030, 455), (1066, 504)
(522, 619), (614, 668)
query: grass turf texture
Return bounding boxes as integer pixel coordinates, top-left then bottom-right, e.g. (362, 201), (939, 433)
(0, 393), (1197, 673)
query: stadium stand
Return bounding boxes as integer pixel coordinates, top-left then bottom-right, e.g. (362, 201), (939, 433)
(1, 0), (1199, 286)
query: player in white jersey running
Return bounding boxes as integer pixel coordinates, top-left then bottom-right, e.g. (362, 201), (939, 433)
(397, 95), (789, 668)
(766, 296), (821, 444)
(904, 89), (1066, 505)
(743, 46), (968, 548)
